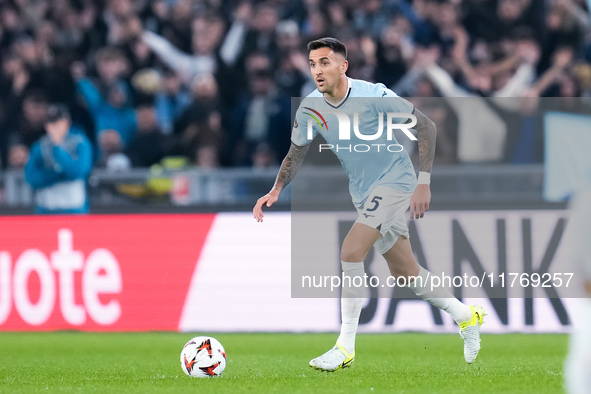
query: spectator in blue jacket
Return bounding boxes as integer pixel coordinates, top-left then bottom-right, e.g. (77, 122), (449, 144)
(24, 104), (93, 214)
(73, 48), (137, 150)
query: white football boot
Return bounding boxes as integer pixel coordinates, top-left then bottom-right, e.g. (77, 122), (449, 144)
(459, 305), (486, 363)
(309, 342), (355, 371)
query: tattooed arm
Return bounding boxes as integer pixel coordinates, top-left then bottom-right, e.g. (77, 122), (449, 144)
(253, 142), (310, 222)
(409, 108), (436, 220)
(413, 108), (437, 174)
(271, 143), (310, 192)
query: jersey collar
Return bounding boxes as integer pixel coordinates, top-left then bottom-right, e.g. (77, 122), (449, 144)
(324, 77), (351, 109)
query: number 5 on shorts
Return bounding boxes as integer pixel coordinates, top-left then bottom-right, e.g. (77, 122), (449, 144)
(366, 196), (382, 212)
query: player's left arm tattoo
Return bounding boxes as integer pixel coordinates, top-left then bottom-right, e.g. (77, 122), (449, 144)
(413, 108), (437, 173)
(272, 142), (310, 192)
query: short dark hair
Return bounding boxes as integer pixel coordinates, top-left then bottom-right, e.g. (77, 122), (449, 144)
(46, 104), (70, 123)
(95, 47), (124, 64)
(307, 37), (347, 59)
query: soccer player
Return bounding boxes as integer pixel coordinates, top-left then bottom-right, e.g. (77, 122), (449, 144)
(253, 37), (485, 371)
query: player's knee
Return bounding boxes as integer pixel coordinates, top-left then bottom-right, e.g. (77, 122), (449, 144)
(340, 246), (367, 263)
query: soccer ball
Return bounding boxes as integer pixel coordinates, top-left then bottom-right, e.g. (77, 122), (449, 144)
(180, 336), (226, 377)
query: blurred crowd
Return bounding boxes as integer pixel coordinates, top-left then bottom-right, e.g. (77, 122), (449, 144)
(1, 0), (591, 172)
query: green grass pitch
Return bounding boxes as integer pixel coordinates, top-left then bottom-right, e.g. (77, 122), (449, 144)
(0, 332), (567, 393)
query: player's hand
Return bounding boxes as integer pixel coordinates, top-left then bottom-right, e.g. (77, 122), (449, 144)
(410, 184), (431, 220)
(253, 189), (280, 222)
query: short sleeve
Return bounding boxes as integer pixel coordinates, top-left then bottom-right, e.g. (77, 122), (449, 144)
(373, 85), (415, 124)
(291, 104), (319, 146)
(379, 85), (414, 113)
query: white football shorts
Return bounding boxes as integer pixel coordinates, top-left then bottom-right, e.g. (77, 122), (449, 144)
(355, 185), (413, 255)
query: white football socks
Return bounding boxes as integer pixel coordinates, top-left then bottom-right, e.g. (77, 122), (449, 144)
(336, 263), (472, 354)
(336, 261), (365, 354)
(407, 266), (472, 325)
